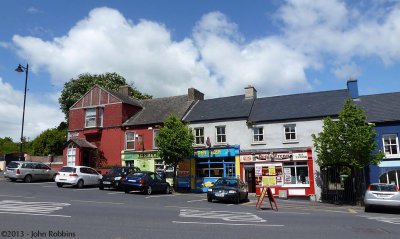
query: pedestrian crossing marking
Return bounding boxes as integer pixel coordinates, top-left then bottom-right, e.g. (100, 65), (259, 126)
(0, 200), (71, 217)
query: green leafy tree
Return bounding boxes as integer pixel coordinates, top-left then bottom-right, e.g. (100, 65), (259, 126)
(0, 137), (19, 154)
(31, 127), (67, 156)
(312, 99), (384, 168)
(59, 72), (152, 120)
(155, 115), (194, 190)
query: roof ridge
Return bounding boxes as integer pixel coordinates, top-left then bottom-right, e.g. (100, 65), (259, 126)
(256, 89), (348, 100)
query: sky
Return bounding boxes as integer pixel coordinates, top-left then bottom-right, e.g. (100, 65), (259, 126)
(1, 0), (400, 142)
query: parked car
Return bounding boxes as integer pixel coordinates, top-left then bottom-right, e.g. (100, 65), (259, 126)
(122, 171), (171, 195)
(364, 183), (400, 212)
(55, 166), (102, 188)
(207, 177), (249, 204)
(4, 161), (58, 183)
(99, 166), (140, 190)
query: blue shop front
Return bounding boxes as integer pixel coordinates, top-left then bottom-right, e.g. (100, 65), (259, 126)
(192, 145), (241, 192)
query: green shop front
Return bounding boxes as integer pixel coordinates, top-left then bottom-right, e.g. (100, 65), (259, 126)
(193, 145), (240, 192)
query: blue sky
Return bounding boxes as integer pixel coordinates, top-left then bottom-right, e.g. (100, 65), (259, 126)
(1, 0), (400, 142)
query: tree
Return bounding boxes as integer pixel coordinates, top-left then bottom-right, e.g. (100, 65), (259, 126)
(59, 72), (152, 120)
(0, 137), (19, 154)
(312, 99), (384, 168)
(31, 127), (67, 156)
(155, 115), (194, 190)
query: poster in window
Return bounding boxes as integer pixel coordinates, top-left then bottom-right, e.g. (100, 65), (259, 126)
(284, 174), (292, 184)
(262, 176), (276, 186)
(269, 166), (276, 176)
(276, 175), (283, 185)
(255, 165), (262, 176)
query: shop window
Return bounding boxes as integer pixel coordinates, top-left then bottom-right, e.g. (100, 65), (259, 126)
(379, 170), (400, 186)
(283, 162), (309, 185)
(194, 128), (205, 145)
(284, 124), (297, 141)
(253, 127), (264, 143)
(125, 132), (135, 150)
(216, 126), (226, 144)
(383, 134), (399, 157)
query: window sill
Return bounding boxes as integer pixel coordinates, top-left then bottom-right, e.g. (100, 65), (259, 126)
(282, 184), (310, 188)
(251, 142), (266, 146)
(282, 140), (299, 144)
(384, 154), (400, 159)
(215, 143), (228, 146)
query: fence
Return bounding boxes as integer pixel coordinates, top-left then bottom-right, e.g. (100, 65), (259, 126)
(320, 165), (367, 205)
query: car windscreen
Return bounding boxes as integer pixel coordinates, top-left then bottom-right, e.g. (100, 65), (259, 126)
(107, 168), (123, 175)
(60, 167), (76, 173)
(214, 179), (238, 187)
(7, 162), (20, 168)
(370, 184), (397, 192)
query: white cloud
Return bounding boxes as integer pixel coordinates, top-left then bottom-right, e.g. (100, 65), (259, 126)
(333, 62), (362, 80)
(0, 78), (64, 142)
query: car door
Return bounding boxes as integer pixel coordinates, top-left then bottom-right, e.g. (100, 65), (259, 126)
(87, 168), (100, 185)
(79, 167), (92, 185)
(154, 173), (166, 192)
(41, 164), (53, 180)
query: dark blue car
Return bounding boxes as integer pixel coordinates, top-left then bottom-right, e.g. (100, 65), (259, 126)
(122, 171), (171, 195)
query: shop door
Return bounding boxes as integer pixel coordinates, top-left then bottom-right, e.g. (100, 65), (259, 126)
(245, 167), (256, 193)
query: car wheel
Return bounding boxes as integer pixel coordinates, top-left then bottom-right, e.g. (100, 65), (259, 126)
(24, 175), (32, 183)
(99, 185), (104, 190)
(165, 185), (171, 194)
(365, 205), (371, 212)
(145, 186), (152, 195)
(57, 183), (63, 188)
(76, 180), (84, 189)
(10, 178), (17, 182)
(207, 196), (213, 202)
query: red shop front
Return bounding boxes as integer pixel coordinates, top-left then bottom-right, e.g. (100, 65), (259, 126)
(240, 148), (315, 198)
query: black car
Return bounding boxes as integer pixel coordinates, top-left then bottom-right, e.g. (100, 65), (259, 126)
(207, 177), (249, 204)
(122, 171), (171, 195)
(99, 167), (139, 190)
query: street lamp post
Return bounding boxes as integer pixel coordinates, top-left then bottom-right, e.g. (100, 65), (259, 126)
(15, 63), (29, 160)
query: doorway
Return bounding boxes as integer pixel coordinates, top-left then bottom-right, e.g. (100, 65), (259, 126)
(245, 166), (256, 193)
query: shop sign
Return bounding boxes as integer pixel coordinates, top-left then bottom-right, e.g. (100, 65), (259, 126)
(240, 151), (308, 162)
(123, 152), (159, 161)
(293, 152), (308, 160)
(195, 148), (237, 158)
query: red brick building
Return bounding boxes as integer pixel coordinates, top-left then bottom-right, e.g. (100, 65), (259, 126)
(64, 85), (203, 173)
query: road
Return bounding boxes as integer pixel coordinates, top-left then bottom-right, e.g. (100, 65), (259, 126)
(0, 177), (399, 239)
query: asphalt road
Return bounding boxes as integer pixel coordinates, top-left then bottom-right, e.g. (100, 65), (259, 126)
(0, 176), (399, 239)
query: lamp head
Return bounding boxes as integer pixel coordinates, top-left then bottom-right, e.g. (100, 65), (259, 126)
(15, 64), (25, 73)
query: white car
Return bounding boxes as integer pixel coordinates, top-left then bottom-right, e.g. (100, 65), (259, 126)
(55, 166), (102, 188)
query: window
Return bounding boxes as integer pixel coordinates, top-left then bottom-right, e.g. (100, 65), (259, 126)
(125, 132), (135, 150)
(195, 128), (205, 145)
(253, 127), (264, 143)
(284, 124), (296, 141)
(383, 134), (399, 156)
(97, 108), (103, 127)
(67, 144), (76, 166)
(216, 126), (226, 144)
(85, 108), (96, 128)
(153, 130), (160, 149)
(283, 162), (309, 185)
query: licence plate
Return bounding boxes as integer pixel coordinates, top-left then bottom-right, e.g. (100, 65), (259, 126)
(128, 180), (136, 182)
(103, 181), (111, 185)
(215, 193), (225, 197)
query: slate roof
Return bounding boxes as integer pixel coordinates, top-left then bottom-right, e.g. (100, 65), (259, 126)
(68, 138), (97, 149)
(358, 92), (400, 123)
(248, 89), (351, 123)
(183, 95), (255, 122)
(123, 95), (195, 126)
(107, 88), (142, 107)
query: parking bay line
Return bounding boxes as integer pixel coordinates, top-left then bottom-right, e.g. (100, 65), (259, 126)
(0, 211), (71, 218)
(172, 221), (284, 227)
(187, 199), (207, 203)
(71, 200), (124, 205)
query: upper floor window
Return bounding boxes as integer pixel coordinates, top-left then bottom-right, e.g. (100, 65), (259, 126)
(85, 108), (96, 128)
(284, 124), (297, 141)
(153, 130), (160, 149)
(383, 134), (399, 156)
(85, 107), (103, 128)
(195, 128), (205, 145)
(216, 126), (226, 144)
(253, 127), (264, 143)
(126, 132), (135, 150)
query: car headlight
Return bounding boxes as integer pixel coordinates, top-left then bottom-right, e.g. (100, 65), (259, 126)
(228, 190), (237, 194)
(114, 177), (121, 181)
(207, 188), (213, 192)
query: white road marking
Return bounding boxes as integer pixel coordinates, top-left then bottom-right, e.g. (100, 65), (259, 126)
(359, 215), (400, 225)
(187, 199), (207, 203)
(179, 209), (266, 223)
(73, 188), (99, 191)
(71, 200), (124, 205)
(0, 200), (70, 217)
(172, 221), (284, 227)
(107, 192), (125, 195)
(145, 194), (176, 199)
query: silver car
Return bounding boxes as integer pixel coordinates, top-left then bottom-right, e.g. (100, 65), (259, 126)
(55, 166), (102, 188)
(4, 161), (58, 183)
(364, 183), (400, 212)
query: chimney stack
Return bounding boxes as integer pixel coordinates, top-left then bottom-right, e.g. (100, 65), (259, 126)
(119, 85), (130, 96)
(188, 88), (204, 101)
(347, 79), (359, 99)
(245, 85), (257, 99)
